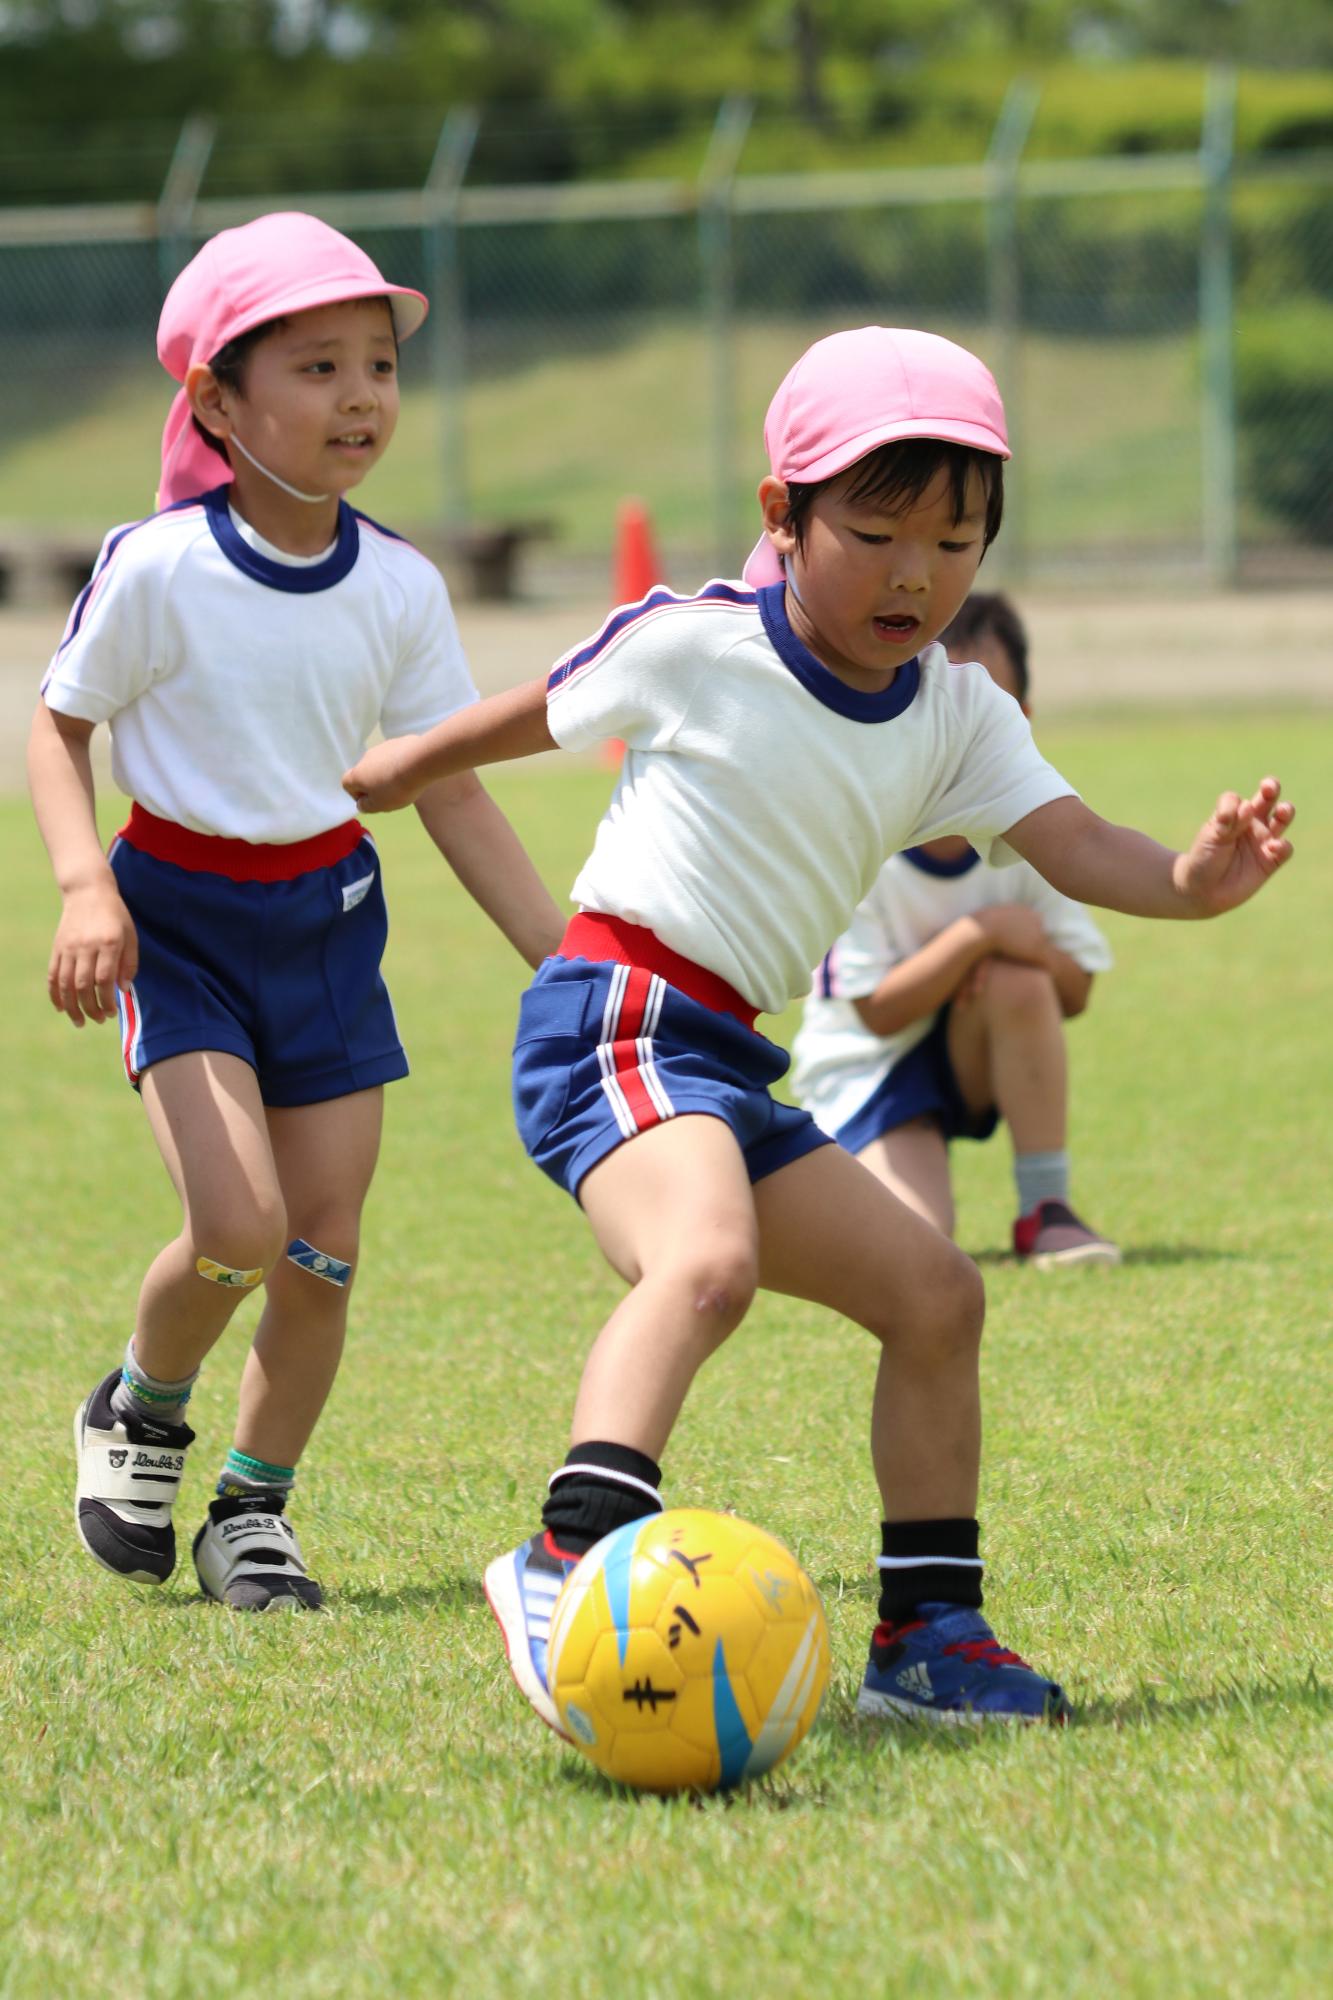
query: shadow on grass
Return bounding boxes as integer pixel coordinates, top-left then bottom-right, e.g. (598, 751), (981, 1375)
(969, 1242), (1250, 1269)
(1071, 1673), (1327, 1730)
(332, 1578), (488, 1614)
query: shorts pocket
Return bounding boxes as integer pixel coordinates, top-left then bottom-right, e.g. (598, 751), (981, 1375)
(511, 975), (592, 1151)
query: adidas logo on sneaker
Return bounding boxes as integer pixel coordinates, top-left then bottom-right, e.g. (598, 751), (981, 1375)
(897, 1661), (933, 1697)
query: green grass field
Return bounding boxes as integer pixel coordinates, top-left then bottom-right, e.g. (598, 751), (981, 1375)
(2, 711), (1329, 1998)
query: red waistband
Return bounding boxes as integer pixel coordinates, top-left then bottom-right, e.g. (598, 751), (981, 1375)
(117, 804), (366, 883)
(558, 913), (758, 1031)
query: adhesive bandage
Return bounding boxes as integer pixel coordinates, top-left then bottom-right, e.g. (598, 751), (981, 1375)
(287, 1238), (351, 1287)
(196, 1255), (263, 1288)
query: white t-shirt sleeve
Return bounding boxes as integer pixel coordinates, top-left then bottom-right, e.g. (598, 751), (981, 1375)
(913, 667), (1077, 865)
(378, 562), (479, 740)
(546, 594), (713, 753)
(41, 527), (162, 724)
(1025, 871), (1115, 974)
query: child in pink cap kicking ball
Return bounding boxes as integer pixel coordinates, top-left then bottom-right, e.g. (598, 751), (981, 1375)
(30, 212), (563, 1610)
(344, 325), (1293, 1726)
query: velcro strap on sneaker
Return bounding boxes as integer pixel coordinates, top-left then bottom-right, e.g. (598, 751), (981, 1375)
(210, 1513), (307, 1575)
(81, 1437), (187, 1506)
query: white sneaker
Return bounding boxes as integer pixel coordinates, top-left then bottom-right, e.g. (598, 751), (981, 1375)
(74, 1369), (193, 1584)
(192, 1492), (323, 1611)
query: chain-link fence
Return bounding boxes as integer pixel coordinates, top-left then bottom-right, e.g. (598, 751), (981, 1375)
(1, 88), (1330, 595)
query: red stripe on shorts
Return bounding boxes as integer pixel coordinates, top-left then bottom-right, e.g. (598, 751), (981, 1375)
(608, 966), (662, 1132)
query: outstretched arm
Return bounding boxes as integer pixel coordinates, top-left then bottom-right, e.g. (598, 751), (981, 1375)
(413, 771), (565, 969)
(344, 676), (554, 814)
(1004, 778), (1294, 919)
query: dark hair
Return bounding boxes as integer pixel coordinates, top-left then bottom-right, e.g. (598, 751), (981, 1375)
(191, 316), (288, 460)
(938, 590), (1030, 702)
(783, 437), (1005, 558)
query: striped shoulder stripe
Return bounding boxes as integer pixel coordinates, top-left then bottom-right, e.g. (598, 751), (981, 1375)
(547, 581), (757, 694)
(56, 497), (207, 656)
(349, 505), (411, 547)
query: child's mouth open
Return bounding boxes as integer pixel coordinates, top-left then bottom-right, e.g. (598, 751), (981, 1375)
(872, 613), (920, 643)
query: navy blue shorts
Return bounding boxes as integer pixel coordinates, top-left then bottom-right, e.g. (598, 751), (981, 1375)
(833, 1005), (998, 1156)
(512, 937), (831, 1201)
(109, 827), (408, 1108)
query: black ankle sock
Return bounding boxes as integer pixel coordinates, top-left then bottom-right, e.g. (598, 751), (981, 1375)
(541, 1441), (663, 1558)
(878, 1518), (983, 1622)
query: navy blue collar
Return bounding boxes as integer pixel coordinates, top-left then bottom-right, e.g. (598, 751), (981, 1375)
(903, 843), (980, 878)
(757, 581), (920, 723)
(202, 486), (359, 592)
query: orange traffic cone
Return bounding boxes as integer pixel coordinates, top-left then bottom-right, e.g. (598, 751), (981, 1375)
(604, 501), (665, 768)
(613, 498), (663, 607)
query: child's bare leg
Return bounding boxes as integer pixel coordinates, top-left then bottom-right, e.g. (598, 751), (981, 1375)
(135, 1051), (287, 1379)
(74, 1050), (283, 1585)
(573, 1113), (759, 1458)
(856, 1115), (954, 1236)
(947, 960), (1065, 1154)
(753, 1140), (1067, 1719)
(232, 1086), (384, 1471)
(949, 962), (1118, 1266)
(753, 1143), (983, 1521)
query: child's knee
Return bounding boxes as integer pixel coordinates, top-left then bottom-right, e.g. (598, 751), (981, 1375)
(188, 1190), (288, 1282)
(677, 1240), (758, 1344)
(983, 958), (1059, 1020)
(892, 1242), (984, 1361)
(283, 1212), (361, 1294)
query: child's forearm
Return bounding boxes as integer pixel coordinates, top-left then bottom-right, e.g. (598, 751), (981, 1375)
(415, 679), (555, 786)
(1007, 798), (1197, 918)
(27, 702), (114, 893)
(852, 918), (990, 1037)
(415, 772), (565, 968)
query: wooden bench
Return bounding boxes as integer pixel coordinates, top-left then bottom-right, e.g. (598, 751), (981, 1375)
(441, 521), (554, 601)
(0, 536), (100, 607)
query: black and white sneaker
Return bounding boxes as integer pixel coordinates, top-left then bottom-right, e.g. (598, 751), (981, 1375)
(193, 1491), (324, 1611)
(73, 1369), (194, 1584)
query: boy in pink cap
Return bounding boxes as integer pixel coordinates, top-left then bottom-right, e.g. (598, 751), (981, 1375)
(30, 212), (562, 1610)
(345, 324), (1293, 1728)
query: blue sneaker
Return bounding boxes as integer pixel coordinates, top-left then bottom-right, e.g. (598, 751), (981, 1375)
(483, 1533), (578, 1739)
(856, 1604), (1071, 1726)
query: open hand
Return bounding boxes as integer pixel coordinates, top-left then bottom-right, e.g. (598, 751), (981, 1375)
(49, 884), (138, 1027)
(342, 736), (425, 814)
(1174, 777), (1294, 915)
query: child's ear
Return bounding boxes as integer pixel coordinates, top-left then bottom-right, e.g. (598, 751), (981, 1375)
(758, 475), (797, 558)
(186, 363), (231, 443)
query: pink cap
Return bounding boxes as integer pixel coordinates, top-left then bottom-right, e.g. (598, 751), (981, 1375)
(742, 326), (1009, 586)
(156, 211), (429, 506)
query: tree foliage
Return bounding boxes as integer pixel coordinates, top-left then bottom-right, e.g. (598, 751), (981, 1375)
(1, 0), (1331, 204)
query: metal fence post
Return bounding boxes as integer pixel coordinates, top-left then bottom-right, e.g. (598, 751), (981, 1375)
(156, 114), (217, 293)
(1200, 67), (1238, 586)
(985, 79), (1040, 582)
(699, 96), (753, 576)
(424, 107), (480, 534)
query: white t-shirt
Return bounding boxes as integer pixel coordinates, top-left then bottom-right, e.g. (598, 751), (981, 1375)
(792, 845), (1113, 1137)
(42, 486), (477, 843)
(546, 580), (1078, 1016)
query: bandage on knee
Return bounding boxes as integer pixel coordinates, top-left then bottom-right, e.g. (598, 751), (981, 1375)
(286, 1238), (351, 1287)
(196, 1255), (263, 1288)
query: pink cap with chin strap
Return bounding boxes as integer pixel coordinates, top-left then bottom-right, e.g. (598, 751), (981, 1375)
(741, 326), (1009, 587)
(155, 211), (428, 508)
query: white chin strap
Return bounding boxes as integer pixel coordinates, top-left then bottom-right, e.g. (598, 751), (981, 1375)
(782, 555), (806, 607)
(230, 433), (330, 504)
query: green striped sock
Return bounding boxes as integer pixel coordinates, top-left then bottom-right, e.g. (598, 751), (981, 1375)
(218, 1447), (296, 1499)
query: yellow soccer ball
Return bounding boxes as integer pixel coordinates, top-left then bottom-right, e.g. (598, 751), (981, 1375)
(547, 1507), (830, 1794)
